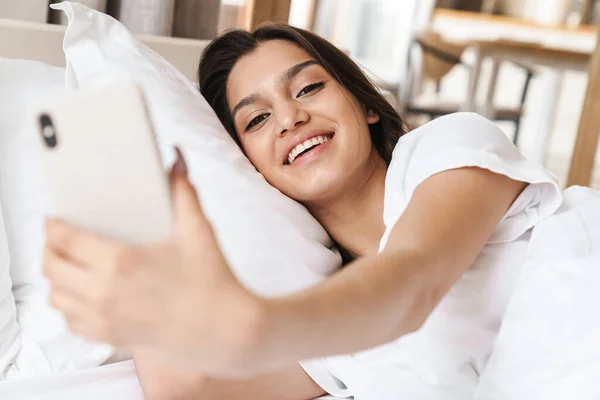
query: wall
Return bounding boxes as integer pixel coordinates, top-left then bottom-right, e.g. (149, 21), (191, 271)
(0, 0), (50, 22)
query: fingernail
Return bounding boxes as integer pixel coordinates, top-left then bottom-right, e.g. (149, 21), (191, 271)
(173, 147), (188, 177)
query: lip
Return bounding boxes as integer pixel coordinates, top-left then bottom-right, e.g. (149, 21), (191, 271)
(282, 129), (335, 165)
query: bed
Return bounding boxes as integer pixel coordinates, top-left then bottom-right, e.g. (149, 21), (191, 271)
(3, 5), (600, 400)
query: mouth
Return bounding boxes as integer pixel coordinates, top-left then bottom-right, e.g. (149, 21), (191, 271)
(284, 133), (334, 166)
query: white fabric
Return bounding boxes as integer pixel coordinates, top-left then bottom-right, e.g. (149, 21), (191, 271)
(301, 113), (563, 399)
(0, 360), (143, 399)
(0, 202), (19, 378)
(475, 186), (600, 400)
(0, 58), (117, 376)
(51, 0), (341, 298)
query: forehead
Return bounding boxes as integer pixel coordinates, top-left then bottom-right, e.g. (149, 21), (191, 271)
(226, 40), (316, 107)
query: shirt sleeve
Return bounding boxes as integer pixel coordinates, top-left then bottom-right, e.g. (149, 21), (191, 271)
(401, 112), (562, 243)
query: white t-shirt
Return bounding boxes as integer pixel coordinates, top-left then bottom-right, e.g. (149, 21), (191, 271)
(300, 113), (563, 399)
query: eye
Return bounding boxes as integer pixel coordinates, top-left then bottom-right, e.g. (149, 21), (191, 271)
(296, 81), (325, 98)
(245, 113), (270, 132)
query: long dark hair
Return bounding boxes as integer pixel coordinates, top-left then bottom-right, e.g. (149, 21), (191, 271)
(198, 24), (408, 165)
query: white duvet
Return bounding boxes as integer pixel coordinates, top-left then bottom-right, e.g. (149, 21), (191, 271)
(474, 186), (600, 399)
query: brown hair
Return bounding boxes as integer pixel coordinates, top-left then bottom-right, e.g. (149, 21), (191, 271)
(198, 24), (409, 165)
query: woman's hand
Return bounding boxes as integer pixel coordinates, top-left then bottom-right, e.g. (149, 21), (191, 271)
(44, 150), (265, 375)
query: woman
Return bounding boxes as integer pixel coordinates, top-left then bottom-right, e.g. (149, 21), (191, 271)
(43, 24), (599, 399)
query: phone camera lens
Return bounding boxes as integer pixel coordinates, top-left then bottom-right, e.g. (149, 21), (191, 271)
(39, 114), (58, 148)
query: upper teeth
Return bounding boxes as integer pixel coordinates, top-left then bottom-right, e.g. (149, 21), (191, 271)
(287, 135), (331, 164)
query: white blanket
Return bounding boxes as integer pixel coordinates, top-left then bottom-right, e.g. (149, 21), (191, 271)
(475, 186), (600, 399)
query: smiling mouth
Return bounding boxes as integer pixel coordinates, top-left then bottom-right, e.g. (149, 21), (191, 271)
(285, 133), (334, 165)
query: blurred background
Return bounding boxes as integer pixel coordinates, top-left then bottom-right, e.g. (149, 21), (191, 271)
(1, 0), (599, 189)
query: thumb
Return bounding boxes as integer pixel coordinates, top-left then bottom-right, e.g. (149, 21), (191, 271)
(169, 148), (207, 237)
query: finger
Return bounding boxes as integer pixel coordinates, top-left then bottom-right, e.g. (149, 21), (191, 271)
(168, 148), (209, 237)
(66, 311), (127, 348)
(62, 312), (110, 345)
(45, 218), (122, 268)
(169, 147), (188, 179)
(49, 287), (90, 321)
(43, 248), (96, 300)
(50, 289), (120, 346)
(66, 319), (107, 344)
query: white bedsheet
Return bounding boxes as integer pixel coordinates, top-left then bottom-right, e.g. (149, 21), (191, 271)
(0, 360), (343, 399)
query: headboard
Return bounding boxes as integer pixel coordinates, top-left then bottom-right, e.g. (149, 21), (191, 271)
(0, 17), (209, 81)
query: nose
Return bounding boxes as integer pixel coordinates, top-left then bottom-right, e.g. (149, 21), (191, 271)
(275, 101), (309, 136)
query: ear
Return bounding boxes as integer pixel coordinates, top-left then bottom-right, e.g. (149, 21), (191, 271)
(366, 108), (380, 125)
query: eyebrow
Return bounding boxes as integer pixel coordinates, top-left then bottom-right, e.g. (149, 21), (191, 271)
(280, 59), (319, 84)
(231, 59), (320, 121)
(231, 93), (261, 122)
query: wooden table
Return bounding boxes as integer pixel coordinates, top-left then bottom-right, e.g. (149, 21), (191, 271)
(430, 9), (597, 171)
(432, 9), (597, 41)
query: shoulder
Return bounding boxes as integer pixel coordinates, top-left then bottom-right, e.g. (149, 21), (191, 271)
(386, 113), (515, 185)
(398, 112), (509, 155)
(382, 112), (561, 246)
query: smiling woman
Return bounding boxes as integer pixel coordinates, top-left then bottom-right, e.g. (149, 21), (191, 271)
(199, 25), (408, 212)
(198, 25), (408, 162)
(43, 20), (600, 400)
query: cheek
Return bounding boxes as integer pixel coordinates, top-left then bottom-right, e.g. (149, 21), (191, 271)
(323, 88), (366, 130)
(332, 103), (372, 146)
(242, 135), (277, 173)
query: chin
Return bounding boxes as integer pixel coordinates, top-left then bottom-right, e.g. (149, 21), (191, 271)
(287, 175), (347, 204)
(272, 154), (364, 203)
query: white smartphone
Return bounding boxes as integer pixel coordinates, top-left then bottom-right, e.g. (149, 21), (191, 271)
(36, 81), (172, 244)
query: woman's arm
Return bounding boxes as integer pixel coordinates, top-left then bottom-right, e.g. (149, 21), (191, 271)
(134, 353), (325, 400)
(44, 161), (526, 378)
(246, 167), (527, 370)
(137, 166), (526, 397)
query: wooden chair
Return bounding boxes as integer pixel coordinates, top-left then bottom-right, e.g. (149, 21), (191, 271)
(353, 1), (533, 143)
(406, 32), (534, 143)
(567, 25), (600, 187)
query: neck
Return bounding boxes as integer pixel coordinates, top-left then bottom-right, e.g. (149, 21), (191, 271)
(306, 156), (387, 260)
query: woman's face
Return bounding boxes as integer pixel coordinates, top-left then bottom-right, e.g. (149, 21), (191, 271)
(226, 40), (381, 204)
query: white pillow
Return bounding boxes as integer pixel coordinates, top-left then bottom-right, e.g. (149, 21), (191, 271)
(0, 59), (63, 303)
(0, 58), (115, 376)
(52, 1), (341, 297)
(0, 201), (20, 379)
